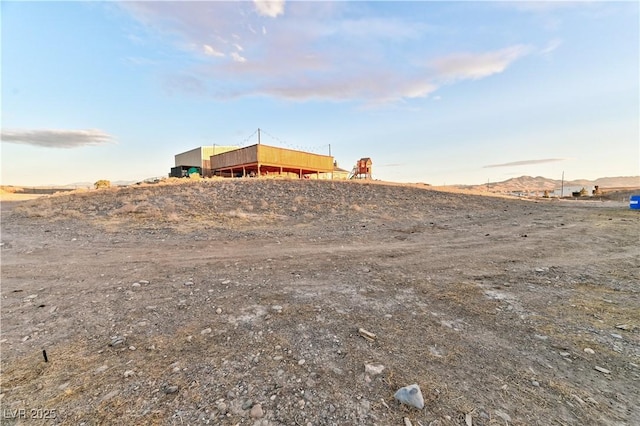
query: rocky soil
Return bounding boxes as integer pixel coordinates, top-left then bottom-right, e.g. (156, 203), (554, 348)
(1, 178), (638, 426)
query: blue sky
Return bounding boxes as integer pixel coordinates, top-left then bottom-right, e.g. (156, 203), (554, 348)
(1, 1), (638, 186)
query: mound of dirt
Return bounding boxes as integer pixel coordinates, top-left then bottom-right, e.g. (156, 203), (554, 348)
(1, 179), (638, 425)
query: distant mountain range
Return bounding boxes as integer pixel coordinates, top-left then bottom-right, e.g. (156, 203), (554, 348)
(460, 176), (640, 192)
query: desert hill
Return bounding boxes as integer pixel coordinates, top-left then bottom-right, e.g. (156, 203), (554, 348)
(1, 178), (638, 425)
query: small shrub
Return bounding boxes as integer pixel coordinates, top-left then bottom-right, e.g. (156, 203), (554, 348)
(94, 180), (111, 189)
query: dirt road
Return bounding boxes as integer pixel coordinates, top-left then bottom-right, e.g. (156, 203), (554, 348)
(1, 179), (638, 425)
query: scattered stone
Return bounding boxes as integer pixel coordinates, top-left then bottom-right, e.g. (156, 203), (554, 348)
(560, 352), (570, 357)
(95, 365), (108, 374)
(364, 364), (385, 376)
(162, 384), (179, 394)
(109, 336), (125, 347)
(403, 417), (412, 426)
(358, 328), (377, 342)
(100, 390), (120, 403)
(216, 308), (222, 314)
(184, 281), (194, 286)
(123, 370), (135, 378)
(250, 403), (264, 419)
(534, 334), (548, 341)
(394, 384), (424, 409)
(49, 306), (58, 314)
(531, 380), (540, 387)
(584, 348), (595, 354)
(128, 346), (136, 351)
(131, 283), (141, 288)
(572, 395), (586, 405)
(201, 328), (212, 335)
(298, 359), (306, 366)
(272, 305), (283, 312)
(216, 402), (228, 413)
(242, 399), (254, 410)
(494, 409), (512, 422)
(464, 412), (474, 426)
(615, 324), (631, 331)
(611, 333), (623, 339)
(139, 280), (150, 285)
(595, 366), (611, 374)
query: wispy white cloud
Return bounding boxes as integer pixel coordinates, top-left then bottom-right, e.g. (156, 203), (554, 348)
(1, 129), (115, 148)
(203, 44), (225, 57)
(540, 38), (562, 56)
(231, 52), (247, 63)
(253, 0), (285, 18)
(258, 73), (437, 103)
(431, 45), (532, 81)
(119, 2), (534, 103)
(484, 158), (566, 168)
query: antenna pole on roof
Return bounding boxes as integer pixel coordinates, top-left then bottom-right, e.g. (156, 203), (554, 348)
(328, 144), (331, 157)
(258, 128), (261, 145)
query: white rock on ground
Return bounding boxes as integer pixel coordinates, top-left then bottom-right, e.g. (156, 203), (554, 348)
(250, 403), (264, 418)
(364, 364), (385, 375)
(394, 384), (424, 409)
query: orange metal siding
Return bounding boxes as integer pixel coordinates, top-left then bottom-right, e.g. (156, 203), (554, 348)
(210, 145), (259, 169)
(210, 144), (333, 174)
(257, 145), (333, 171)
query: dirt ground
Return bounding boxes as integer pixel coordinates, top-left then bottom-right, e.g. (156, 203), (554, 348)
(1, 179), (638, 426)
